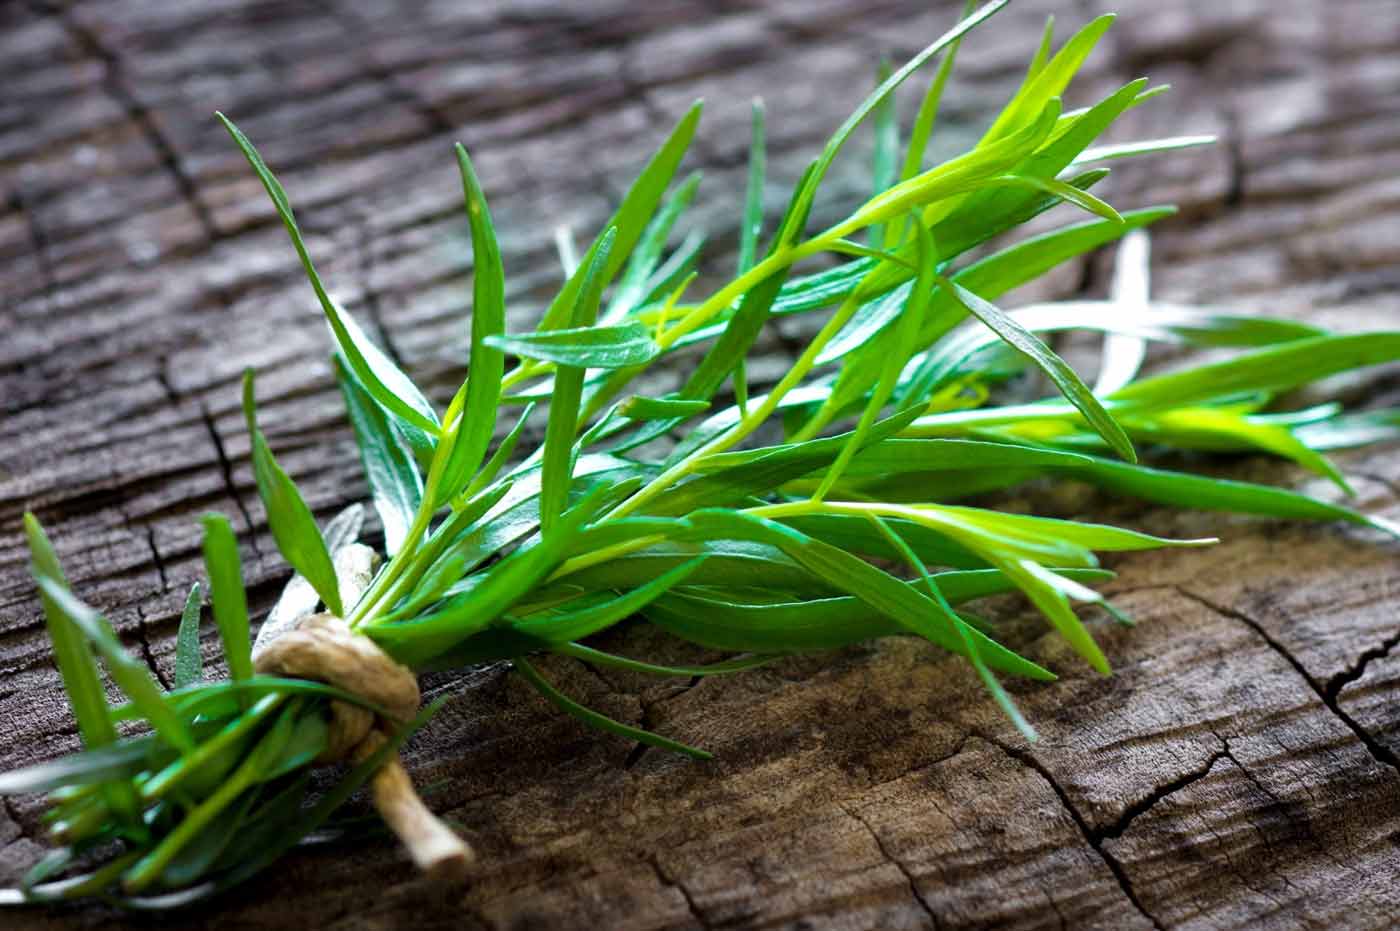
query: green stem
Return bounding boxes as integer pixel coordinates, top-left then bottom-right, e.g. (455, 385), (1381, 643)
(348, 504), (434, 628)
(603, 285), (866, 522)
(547, 535), (665, 582)
(122, 729), (274, 892)
(140, 694), (284, 801)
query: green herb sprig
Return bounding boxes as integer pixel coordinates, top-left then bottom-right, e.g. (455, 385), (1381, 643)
(6, 3), (1398, 907)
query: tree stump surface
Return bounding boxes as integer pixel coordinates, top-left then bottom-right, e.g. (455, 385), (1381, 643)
(2, 1), (1399, 928)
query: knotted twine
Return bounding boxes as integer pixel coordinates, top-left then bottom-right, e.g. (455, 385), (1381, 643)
(251, 541), (473, 879)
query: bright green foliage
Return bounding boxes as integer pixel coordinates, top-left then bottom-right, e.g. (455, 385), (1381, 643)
(174, 584), (204, 689)
(242, 372), (343, 616)
(200, 514), (253, 683)
(8, 6), (1399, 907)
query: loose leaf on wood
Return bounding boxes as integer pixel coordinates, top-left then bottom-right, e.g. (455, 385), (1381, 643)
(514, 658), (711, 759)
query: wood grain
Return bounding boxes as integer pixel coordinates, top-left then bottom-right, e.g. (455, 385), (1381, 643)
(2, 0), (1398, 927)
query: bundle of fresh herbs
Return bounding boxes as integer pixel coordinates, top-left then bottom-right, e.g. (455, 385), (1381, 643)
(5, 1), (1398, 908)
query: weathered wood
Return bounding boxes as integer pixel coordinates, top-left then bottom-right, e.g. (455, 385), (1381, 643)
(2, 0), (1399, 927)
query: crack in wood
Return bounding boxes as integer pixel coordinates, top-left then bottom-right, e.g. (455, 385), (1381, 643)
(132, 603), (172, 690)
(840, 802), (942, 930)
(7, 188), (56, 314)
(1095, 747), (1229, 842)
(983, 735), (1165, 931)
(36, 3), (231, 280)
(648, 854), (710, 931)
(1, 796), (33, 846)
(1176, 586), (1400, 779)
(1326, 627), (1400, 703)
(2, 2), (1398, 925)
(143, 525), (169, 594)
(195, 401), (261, 555)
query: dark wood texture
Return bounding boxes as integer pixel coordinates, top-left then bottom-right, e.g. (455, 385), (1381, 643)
(3, 1), (1399, 928)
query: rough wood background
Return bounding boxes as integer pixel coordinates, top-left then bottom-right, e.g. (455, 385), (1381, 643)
(3, 0), (1399, 928)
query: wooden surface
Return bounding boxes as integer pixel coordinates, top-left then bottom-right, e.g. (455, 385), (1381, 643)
(3, 0), (1400, 928)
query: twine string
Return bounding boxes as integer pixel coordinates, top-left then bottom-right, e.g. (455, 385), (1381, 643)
(252, 602), (473, 879)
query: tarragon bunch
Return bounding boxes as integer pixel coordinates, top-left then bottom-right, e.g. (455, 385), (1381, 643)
(6, 2), (1398, 908)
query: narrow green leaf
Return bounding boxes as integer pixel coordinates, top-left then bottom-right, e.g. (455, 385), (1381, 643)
(738, 99), (766, 275)
(538, 102), (702, 333)
(216, 113), (440, 439)
(941, 277), (1136, 461)
(1072, 135), (1215, 164)
(921, 76), (1151, 276)
(679, 510), (1053, 681)
(652, 406), (924, 516)
(813, 281), (910, 366)
(371, 485), (613, 666)
(174, 583), (203, 689)
(999, 173), (1124, 224)
(113, 701), (445, 909)
(785, 0), (1008, 238)
(981, 14), (1115, 143)
(847, 98), (1062, 231)
(842, 438), (1092, 478)
(883, 0), (971, 249)
(816, 219), (937, 498)
(1122, 405), (1353, 494)
(514, 657), (711, 759)
(0, 738), (160, 796)
(1053, 454), (1397, 536)
(905, 300), (1323, 406)
(869, 514), (1035, 740)
(1110, 333), (1400, 410)
(242, 371), (343, 616)
(328, 306), (441, 439)
(461, 403), (535, 502)
(487, 323), (659, 369)
(679, 160), (816, 408)
(122, 708), (299, 892)
(1022, 16), (1056, 88)
(643, 567), (1113, 653)
(333, 355), (423, 556)
(563, 540), (828, 596)
(34, 579), (194, 753)
(436, 144), (508, 504)
(1296, 408), (1400, 451)
(157, 786), (257, 889)
(619, 396), (711, 420)
(140, 694), (284, 801)
(870, 58), (899, 200)
(23, 515), (118, 751)
(540, 230), (616, 532)
(609, 172), (703, 321)
(200, 514), (253, 682)
(556, 642), (777, 678)
(509, 556), (706, 643)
